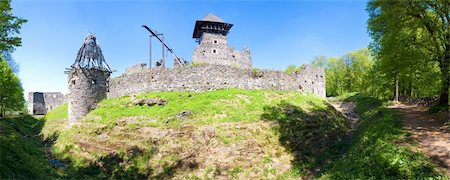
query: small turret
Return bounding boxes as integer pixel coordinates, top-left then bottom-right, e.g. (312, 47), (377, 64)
(67, 33), (112, 124)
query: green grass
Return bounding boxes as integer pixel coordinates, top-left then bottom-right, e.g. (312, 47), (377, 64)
(2, 90), (446, 179)
(82, 89), (326, 128)
(0, 115), (57, 179)
(319, 93), (447, 179)
(43, 89), (350, 178)
(41, 103), (68, 140)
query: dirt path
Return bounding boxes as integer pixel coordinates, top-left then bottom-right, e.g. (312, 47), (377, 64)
(330, 101), (359, 128)
(389, 103), (450, 175)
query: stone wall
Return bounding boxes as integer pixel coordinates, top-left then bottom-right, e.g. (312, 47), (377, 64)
(108, 64), (325, 98)
(27, 92), (65, 115)
(68, 68), (110, 124)
(192, 33), (251, 69)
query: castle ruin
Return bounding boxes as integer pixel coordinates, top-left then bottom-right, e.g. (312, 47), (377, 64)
(27, 92), (65, 115)
(67, 33), (111, 124)
(192, 13), (252, 69)
(107, 13), (325, 98)
(67, 14), (325, 123)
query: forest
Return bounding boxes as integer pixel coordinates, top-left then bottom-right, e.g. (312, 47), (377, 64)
(291, 0), (450, 108)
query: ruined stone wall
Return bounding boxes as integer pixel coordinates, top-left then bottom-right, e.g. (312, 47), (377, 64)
(27, 92), (65, 115)
(295, 65), (326, 98)
(108, 64), (325, 98)
(192, 33), (252, 69)
(68, 68), (110, 124)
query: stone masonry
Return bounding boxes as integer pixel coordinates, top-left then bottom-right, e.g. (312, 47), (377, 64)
(108, 13), (325, 99)
(27, 92), (65, 115)
(192, 13), (251, 69)
(68, 68), (110, 124)
(67, 33), (111, 124)
(108, 64), (325, 98)
(192, 32), (252, 69)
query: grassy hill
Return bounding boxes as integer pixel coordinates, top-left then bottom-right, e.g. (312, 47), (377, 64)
(0, 116), (56, 178)
(41, 89), (350, 178)
(1, 89), (446, 179)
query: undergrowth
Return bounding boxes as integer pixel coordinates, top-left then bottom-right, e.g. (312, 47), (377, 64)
(320, 93), (447, 179)
(0, 116), (57, 179)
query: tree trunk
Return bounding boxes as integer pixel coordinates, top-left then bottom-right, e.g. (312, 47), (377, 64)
(439, 52), (449, 105)
(394, 76), (399, 102)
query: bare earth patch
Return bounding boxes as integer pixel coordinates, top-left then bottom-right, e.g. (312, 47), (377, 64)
(389, 103), (450, 176)
(330, 101), (359, 127)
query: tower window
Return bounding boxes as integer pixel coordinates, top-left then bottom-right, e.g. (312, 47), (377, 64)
(214, 40), (217, 44)
(213, 49), (216, 53)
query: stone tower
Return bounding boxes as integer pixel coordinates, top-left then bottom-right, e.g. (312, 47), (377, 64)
(67, 33), (111, 124)
(192, 13), (252, 69)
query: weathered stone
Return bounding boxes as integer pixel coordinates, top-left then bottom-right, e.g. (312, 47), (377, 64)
(68, 33), (111, 124)
(176, 110), (193, 120)
(108, 64), (325, 98)
(68, 68), (110, 124)
(192, 13), (251, 69)
(131, 98), (168, 106)
(27, 92), (65, 115)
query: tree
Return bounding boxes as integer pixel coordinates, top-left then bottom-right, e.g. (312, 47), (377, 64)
(0, 58), (24, 117)
(0, 0), (27, 54)
(311, 49), (372, 97)
(367, 0), (449, 105)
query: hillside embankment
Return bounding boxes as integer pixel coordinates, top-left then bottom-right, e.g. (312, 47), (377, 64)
(1, 90), (447, 179)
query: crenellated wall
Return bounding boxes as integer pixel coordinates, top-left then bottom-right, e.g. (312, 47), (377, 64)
(108, 64), (325, 98)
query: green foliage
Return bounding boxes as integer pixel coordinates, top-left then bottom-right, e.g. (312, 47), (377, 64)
(284, 64), (305, 74)
(320, 93), (446, 179)
(428, 104), (449, 113)
(0, 116), (57, 179)
(0, 0), (27, 53)
(367, 0), (449, 104)
(311, 48), (373, 97)
(0, 58), (24, 116)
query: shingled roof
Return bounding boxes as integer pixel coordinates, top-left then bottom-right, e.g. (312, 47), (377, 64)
(193, 13), (233, 39)
(201, 13), (225, 23)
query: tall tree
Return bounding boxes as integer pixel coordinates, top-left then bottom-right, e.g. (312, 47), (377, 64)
(0, 0), (27, 116)
(0, 59), (24, 117)
(367, 0), (449, 105)
(0, 0), (27, 54)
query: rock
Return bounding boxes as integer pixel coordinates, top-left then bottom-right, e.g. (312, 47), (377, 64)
(176, 110), (193, 120)
(130, 98), (168, 106)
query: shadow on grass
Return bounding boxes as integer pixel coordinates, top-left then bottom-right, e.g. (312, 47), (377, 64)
(0, 115), (57, 179)
(61, 146), (153, 179)
(322, 93), (445, 179)
(260, 100), (351, 176)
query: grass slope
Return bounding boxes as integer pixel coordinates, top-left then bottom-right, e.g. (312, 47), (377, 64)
(319, 93), (447, 179)
(2, 90), (446, 179)
(43, 89), (350, 179)
(0, 116), (56, 179)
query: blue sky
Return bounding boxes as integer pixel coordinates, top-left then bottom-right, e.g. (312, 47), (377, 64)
(12, 0), (370, 95)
